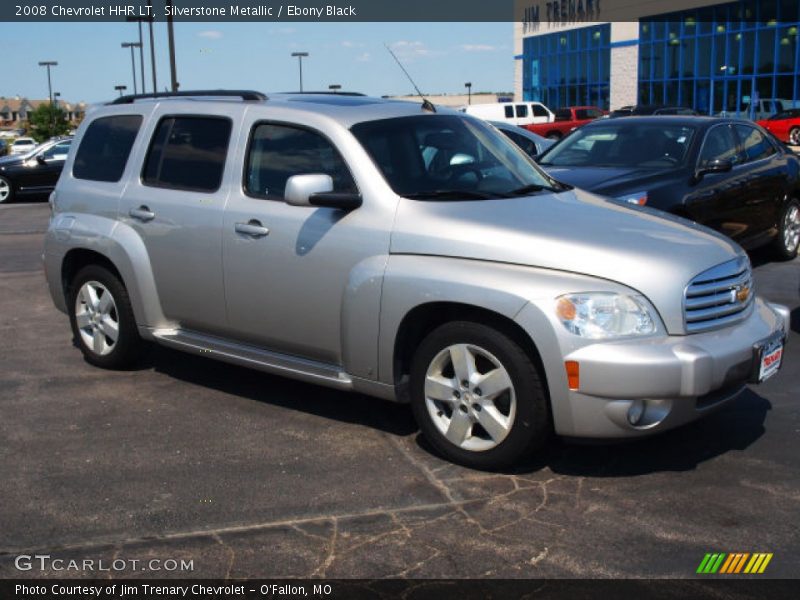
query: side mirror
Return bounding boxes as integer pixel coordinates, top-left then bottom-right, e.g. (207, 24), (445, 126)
(694, 158), (733, 181)
(284, 173), (362, 211)
(36, 154), (47, 165)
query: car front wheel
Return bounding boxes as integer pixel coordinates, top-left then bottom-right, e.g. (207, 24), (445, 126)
(410, 321), (549, 470)
(68, 265), (146, 368)
(773, 199), (800, 260)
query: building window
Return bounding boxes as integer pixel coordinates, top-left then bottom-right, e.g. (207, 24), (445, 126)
(522, 24), (611, 110)
(639, 0), (800, 116)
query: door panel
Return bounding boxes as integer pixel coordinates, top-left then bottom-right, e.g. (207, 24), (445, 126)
(119, 112), (236, 334)
(222, 120), (391, 364)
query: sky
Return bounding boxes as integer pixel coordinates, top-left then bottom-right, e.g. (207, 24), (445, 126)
(0, 21), (513, 104)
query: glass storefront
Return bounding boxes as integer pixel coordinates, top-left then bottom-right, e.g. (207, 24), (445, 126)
(639, 0), (800, 115)
(522, 24), (611, 110)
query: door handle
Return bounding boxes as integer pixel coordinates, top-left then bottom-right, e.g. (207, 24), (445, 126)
(235, 220), (270, 237)
(129, 206), (155, 222)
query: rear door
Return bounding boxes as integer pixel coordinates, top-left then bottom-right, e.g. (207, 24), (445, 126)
(119, 110), (238, 335)
(731, 123), (785, 242)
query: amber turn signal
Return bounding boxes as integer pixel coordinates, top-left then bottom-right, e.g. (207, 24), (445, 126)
(565, 361), (580, 390)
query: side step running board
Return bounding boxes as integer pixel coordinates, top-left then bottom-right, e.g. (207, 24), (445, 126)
(151, 329), (353, 390)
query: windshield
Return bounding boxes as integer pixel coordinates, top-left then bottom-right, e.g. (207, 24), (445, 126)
(350, 114), (560, 200)
(538, 122), (697, 168)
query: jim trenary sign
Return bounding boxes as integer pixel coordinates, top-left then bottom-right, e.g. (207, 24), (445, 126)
(523, 0), (601, 31)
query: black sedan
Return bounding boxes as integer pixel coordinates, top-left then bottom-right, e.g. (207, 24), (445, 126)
(0, 138), (72, 204)
(536, 116), (800, 259)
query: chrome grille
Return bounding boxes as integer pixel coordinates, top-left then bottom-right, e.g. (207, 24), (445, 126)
(684, 257), (754, 333)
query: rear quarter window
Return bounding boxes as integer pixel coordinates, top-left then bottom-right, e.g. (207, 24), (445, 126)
(73, 115), (142, 182)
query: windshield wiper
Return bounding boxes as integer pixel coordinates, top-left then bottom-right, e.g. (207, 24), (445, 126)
(507, 183), (564, 195)
(402, 190), (508, 200)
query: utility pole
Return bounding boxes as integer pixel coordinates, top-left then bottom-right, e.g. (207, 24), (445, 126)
(125, 17), (147, 94)
(114, 85), (128, 97)
(166, 0), (178, 91)
(146, 0), (157, 93)
(465, 82), (472, 105)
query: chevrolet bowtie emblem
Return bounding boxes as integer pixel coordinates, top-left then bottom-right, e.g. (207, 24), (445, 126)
(735, 285), (750, 304)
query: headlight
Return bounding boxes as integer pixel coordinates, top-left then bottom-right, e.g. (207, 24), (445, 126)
(615, 190), (648, 206)
(555, 293), (656, 338)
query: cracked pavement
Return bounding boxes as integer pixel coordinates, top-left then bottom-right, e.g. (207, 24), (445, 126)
(0, 203), (798, 579)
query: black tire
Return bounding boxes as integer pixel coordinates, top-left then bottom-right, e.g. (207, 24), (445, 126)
(409, 321), (549, 470)
(771, 198), (800, 261)
(68, 264), (146, 369)
(0, 175), (13, 204)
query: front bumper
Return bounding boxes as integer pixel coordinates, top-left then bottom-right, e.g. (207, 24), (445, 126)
(516, 298), (789, 438)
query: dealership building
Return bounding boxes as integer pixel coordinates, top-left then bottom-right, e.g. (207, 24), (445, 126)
(514, 0), (800, 114)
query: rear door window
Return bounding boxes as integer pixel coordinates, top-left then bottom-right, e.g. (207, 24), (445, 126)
(515, 104), (528, 118)
(734, 125), (776, 162)
(73, 115), (142, 182)
(142, 116), (232, 192)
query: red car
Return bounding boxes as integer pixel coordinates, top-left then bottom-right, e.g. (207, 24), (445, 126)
(524, 106), (606, 140)
(757, 108), (800, 146)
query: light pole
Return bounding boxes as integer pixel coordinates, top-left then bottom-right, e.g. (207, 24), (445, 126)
(38, 61), (57, 136)
(115, 85), (128, 97)
(328, 84), (341, 93)
(465, 82), (472, 105)
(291, 52), (309, 92)
(126, 16), (147, 94)
(121, 42), (142, 94)
(53, 92), (60, 108)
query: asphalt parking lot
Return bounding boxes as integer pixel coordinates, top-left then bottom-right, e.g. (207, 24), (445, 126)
(0, 202), (798, 580)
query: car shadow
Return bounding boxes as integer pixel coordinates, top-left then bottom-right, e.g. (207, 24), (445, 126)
(142, 345), (770, 478)
(145, 345), (418, 437)
(792, 306), (800, 334)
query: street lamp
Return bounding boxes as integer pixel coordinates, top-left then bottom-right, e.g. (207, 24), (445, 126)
(328, 84), (342, 93)
(126, 15), (148, 94)
(465, 82), (472, 105)
(121, 42), (142, 95)
(38, 61), (58, 136)
(38, 61), (58, 105)
(53, 92), (61, 108)
(115, 85), (128, 97)
(291, 52), (309, 92)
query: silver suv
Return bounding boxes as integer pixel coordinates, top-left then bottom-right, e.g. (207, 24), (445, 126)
(44, 91), (790, 469)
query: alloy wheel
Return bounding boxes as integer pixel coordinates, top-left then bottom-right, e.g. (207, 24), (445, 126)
(789, 128), (800, 146)
(423, 343), (516, 452)
(784, 204), (800, 254)
(74, 281), (120, 356)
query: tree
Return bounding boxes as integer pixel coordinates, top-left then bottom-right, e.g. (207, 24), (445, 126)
(28, 103), (70, 141)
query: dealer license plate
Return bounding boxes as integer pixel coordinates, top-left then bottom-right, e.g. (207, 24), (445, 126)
(757, 338), (784, 382)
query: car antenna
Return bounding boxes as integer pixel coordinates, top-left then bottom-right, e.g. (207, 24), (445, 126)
(384, 43), (436, 113)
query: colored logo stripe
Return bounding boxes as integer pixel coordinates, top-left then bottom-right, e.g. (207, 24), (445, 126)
(698, 553), (773, 574)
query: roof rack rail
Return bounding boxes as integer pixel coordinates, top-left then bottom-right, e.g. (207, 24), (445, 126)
(279, 91), (367, 97)
(109, 90), (267, 105)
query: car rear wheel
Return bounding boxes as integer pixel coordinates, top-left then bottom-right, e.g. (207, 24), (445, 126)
(773, 199), (800, 260)
(68, 265), (146, 369)
(789, 127), (800, 146)
(410, 321), (549, 470)
(0, 175), (13, 203)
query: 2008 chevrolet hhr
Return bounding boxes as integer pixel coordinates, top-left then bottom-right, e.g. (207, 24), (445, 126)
(44, 91), (790, 469)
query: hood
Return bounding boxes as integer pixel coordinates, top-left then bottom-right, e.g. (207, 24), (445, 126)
(0, 154), (25, 166)
(390, 188), (744, 334)
(542, 166), (682, 195)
